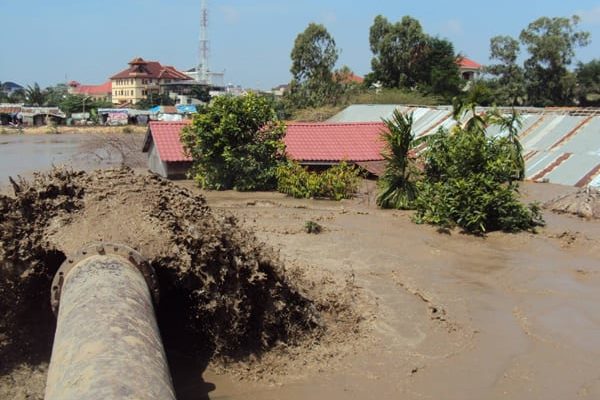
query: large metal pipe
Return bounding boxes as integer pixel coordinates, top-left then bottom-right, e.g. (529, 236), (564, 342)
(45, 244), (175, 400)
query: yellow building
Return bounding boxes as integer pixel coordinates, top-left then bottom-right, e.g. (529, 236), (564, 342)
(110, 57), (192, 105)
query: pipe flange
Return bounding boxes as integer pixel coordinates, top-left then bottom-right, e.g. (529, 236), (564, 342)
(51, 243), (160, 315)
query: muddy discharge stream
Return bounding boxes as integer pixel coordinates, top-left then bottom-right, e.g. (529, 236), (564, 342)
(0, 168), (361, 399)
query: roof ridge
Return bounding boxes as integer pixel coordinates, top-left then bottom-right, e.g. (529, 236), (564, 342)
(288, 121), (386, 125)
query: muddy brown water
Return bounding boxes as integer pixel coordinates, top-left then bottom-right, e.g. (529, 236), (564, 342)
(2, 135), (600, 400)
(0, 133), (144, 185)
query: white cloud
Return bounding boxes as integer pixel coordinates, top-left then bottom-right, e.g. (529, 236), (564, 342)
(577, 5), (600, 25)
(220, 5), (241, 25)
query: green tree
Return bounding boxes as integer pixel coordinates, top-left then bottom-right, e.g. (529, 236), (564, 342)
(377, 110), (419, 209)
(181, 93), (286, 191)
(44, 84), (69, 106)
(25, 83), (46, 106)
(369, 16), (460, 99)
(486, 35), (526, 105)
(413, 106), (540, 234)
(0, 82), (7, 103)
(190, 85), (211, 103)
(520, 16), (590, 106)
(8, 89), (25, 104)
(369, 15), (428, 89)
(59, 94), (110, 115)
(288, 23), (341, 108)
(136, 93), (175, 109)
(575, 59), (600, 106)
(419, 37), (461, 99)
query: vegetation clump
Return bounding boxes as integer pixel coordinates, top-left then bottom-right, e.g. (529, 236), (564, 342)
(181, 93), (286, 191)
(277, 161), (361, 201)
(304, 220), (323, 234)
(378, 105), (544, 234)
(377, 110), (420, 209)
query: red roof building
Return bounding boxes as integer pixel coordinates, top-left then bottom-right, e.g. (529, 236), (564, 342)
(284, 122), (386, 164)
(457, 57), (483, 81)
(142, 120), (390, 179)
(142, 121), (192, 178)
(110, 57), (192, 105)
(68, 81), (112, 101)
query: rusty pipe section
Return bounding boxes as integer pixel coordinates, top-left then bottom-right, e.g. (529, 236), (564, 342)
(45, 244), (175, 400)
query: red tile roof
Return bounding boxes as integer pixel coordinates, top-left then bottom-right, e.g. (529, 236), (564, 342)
(72, 81), (112, 95)
(110, 58), (192, 81)
(284, 122), (387, 162)
(144, 121), (388, 164)
(457, 57), (482, 69)
(147, 121), (192, 162)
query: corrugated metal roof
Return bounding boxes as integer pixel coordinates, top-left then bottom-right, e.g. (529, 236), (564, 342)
(327, 104), (401, 123)
(329, 105), (600, 187)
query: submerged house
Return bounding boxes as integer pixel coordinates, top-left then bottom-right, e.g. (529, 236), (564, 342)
(284, 122), (387, 175)
(142, 120), (389, 179)
(142, 121), (192, 179)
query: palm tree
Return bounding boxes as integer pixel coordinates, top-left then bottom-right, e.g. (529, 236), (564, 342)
(377, 110), (419, 209)
(490, 108), (525, 181)
(25, 83), (46, 106)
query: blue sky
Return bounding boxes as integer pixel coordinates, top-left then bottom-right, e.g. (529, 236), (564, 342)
(1, 0), (599, 90)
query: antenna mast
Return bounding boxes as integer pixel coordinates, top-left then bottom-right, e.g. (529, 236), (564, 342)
(198, 0), (210, 84)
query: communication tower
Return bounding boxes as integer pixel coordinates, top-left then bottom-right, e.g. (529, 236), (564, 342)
(198, 0), (210, 84)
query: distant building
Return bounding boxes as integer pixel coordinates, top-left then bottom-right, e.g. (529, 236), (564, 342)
(68, 81), (112, 102)
(335, 71), (364, 85)
(110, 57), (192, 105)
(457, 57), (482, 81)
(270, 84), (289, 97)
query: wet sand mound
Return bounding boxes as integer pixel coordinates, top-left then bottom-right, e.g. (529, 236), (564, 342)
(1, 168), (357, 396)
(544, 187), (600, 219)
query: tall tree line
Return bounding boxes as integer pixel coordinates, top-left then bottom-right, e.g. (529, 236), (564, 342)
(286, 14), (597, 110)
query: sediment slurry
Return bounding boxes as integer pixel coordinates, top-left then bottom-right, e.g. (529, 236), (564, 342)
(544, 186), (600, 219)
(0, 167), (359, 398)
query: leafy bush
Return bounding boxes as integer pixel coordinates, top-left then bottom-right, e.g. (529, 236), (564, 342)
(277, 161), (361, 200)
(181, 93), (286, 191)
(376, 103), (542, 234)
(304, 220), (323, 234)
(414, 124), (543, 234)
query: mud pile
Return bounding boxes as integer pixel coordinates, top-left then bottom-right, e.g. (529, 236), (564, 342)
(0, 168), (330, 380)
(544, 187), (600, 219)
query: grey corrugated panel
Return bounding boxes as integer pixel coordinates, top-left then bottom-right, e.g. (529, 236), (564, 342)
(408, 107), (431, 125)
(558, 118), (600, 155)
(439, 117), (457, 132)
(533, 116), (586, 151)
(327, 104), (399, 122)
(519, 114), (543, 135)
(525, 151), (560, 178)
(412, 109), (447, 136)
(520, 116), (565, 149)
(543, 153), (600, 186)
